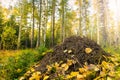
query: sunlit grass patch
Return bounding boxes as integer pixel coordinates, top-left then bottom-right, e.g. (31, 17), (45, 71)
(0, 48), (48, 80)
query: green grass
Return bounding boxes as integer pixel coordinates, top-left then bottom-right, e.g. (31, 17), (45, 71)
(104, 46), (120, 54)
(0, 46), (48, 80)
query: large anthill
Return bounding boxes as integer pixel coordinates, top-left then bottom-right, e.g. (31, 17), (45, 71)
(35, 36), (110, 74)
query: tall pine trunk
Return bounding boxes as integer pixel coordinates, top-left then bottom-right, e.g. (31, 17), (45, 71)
(36, 0), (42, 47)
(61, 0), (65, 42)
(41, 0), (47, 46)
(31, 0), (35, 48)
(51, 0), (56, 47)
(17, 0), (22, 49)
(78, 0), (82, 36)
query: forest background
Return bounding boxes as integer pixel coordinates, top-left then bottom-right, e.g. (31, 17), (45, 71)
(0, 0), (120, 50)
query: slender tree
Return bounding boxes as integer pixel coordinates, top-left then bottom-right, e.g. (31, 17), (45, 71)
(17, 0), (22, 49)
(36, 0), (42, 47)
(61, 0), (65, 42)
(99, 0), (108, 46)
(93, 0), (100, 44)
(31, 0), (35, 48)
(51, 0), (56, 47)
(41, 0), (47, 46)
(78, 0), (82, 36)
(0, 5), (4, 49)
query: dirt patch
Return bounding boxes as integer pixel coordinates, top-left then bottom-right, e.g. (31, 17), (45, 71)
(35, 36), (110, 73)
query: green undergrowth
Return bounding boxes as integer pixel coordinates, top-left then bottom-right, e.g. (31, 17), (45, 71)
(0, 46), (50, 80)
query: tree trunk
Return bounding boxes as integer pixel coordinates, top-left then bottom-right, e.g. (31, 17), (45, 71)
(17, 0), (22, 49)
(78, 0), (82, 36)
(36, 0), (42, 47)
(100, 0), (107, 46)
(61, 0), (65, 42)
(97, 15), (100, 44)
(51, 0), (56, 47)
(41, 0), (47, 46)
(31, 0), (35, 48)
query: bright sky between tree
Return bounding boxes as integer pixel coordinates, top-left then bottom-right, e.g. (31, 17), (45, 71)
(0, 0), (120, 20)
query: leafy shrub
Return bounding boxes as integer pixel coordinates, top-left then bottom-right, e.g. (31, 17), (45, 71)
(37, 45), (48, 54)
(1, 26), (17, 50)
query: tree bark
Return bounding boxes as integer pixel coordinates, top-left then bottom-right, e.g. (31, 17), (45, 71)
(100, 0), (107, 46)
(41, 0), (47, 46)
(17, 0), (22, 49)
(51, 0), (56, 47)
(61, 0), (65, 42)
(36, 0), (42, 47)
(31, 0), (35, 48)
(78, 0), (82, 36)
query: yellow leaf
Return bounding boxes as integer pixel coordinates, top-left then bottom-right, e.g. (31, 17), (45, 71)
(43, 75), (49, 80)
(29, 77), (35, 80)
(77, 74), (84, 80)
(63, 49), (68, 53)
(67, 59), (73, 66)
(54, 62), (59, 68)
(19, 77), (25, 80)
(30, 68), (35, 72)
(102, 61), (109, 69)
(36, 71), (41, 75)
(107, 77), (113, 80)
(66, 75), (72, 79)
(64, 65), (69, 71)
(68, 50), (72, 53)
(61, 63), (66, 67)
(24, 71), (31, 77)
(46, 65), (52, 71)
(79, 68), (85, 73)
(108, 71), (115, 77)
(42, 52), (46, 55)
(70, 72), (79, 77)
(32, 71), (41, 77)
(85, 48), (92, 54)
(61, 63), (69, 71)
(30, 72), (41, 80)
(94, 66), (99, 71)
(100, 71), (106, 77)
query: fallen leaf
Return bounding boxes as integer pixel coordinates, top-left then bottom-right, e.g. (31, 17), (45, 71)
(63, 49), (68, 53)
(70, 71), (79, 77)
(85, 48), (92, 54)
(30, 68), (35, 72)
(61, 63), (69, 71)
(77, 74), (84, 80)
(66, 75), (72, 79)
(43, 75), (49, 80)
(102, 61), (109, 69)
(79, 68), (86, 73)
(68, 50), (72, 53)
(67, 59), (74, 66)
(46, 65), (52, 71)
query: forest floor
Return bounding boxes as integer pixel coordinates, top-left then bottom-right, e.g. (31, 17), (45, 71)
(0, 36), (120, 80)
(0, 49), (47, 80)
